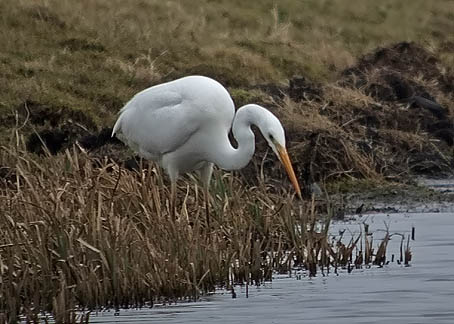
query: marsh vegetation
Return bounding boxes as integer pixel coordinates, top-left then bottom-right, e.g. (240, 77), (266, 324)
(0, 139), (414, 323)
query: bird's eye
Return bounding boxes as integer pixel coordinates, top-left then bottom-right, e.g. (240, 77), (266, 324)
(269, 134), (274, 140)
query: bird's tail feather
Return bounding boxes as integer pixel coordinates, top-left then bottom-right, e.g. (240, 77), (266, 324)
(112, 115), (122, 137)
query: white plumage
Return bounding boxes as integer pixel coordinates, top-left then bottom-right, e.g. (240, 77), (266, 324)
(112, 75), (301, 219)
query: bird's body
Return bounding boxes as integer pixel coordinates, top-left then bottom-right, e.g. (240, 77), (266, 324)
(113, 76), (234, 176)
(112, 75), (301, 219)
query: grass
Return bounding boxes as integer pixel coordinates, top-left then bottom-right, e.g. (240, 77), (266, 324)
(1, 0), (453, 134)
(1, 0), (452, 182)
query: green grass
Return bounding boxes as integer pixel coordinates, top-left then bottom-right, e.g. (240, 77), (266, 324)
(1, 0), (453, 135)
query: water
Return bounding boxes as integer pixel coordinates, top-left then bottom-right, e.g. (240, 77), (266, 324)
(418, 177), (454, 193)
(88, 211), (454, 324)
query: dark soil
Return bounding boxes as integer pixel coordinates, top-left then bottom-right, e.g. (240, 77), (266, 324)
(287, 76), (323, 102)
(357, 44), (449, 124)
(17, 100), (97, 129)
(342, 42), (446, 90)
(0, 166), (17, 189)
(17, 100), (97, 155)
(78, 127), (123, 150)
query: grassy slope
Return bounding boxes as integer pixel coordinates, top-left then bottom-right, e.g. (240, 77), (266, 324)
(1, 0), (453, 132)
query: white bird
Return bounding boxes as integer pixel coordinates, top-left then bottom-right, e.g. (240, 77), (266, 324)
(112, 75), (301, 223)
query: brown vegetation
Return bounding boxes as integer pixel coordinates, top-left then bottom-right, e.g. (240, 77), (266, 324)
(0, 139), (407, 323)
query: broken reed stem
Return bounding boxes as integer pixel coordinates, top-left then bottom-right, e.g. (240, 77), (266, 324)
(404, 235), (412, 265)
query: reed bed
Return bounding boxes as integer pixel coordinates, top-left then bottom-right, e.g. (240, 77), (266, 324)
(0, 140), (406, 323)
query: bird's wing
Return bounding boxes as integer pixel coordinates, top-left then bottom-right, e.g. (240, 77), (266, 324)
(112, 88), (201, 159)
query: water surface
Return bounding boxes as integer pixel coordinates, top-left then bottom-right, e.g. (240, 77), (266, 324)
(89, 211), (454, 324)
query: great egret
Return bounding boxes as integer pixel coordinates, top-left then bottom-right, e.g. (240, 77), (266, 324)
(112, 75), (301, 222)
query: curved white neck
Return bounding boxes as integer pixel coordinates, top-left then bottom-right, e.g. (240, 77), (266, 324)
(210, 104), (267, 171)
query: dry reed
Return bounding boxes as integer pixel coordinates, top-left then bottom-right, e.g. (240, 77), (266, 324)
(0, 137), (406, 323)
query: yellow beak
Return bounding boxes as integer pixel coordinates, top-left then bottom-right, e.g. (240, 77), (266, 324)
(276, 144), (302, 199)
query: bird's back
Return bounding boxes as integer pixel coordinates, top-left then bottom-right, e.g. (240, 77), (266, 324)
(112, 76), (235, 163)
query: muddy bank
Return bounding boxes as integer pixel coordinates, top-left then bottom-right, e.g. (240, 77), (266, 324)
(331, 178), (454, 219)
(9, 42), (453, 189)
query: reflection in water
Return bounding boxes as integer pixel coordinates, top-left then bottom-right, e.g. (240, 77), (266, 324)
(89, 212), (454, 324)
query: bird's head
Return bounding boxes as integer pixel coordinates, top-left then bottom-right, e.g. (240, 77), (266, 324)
(259, 108), (302, 199)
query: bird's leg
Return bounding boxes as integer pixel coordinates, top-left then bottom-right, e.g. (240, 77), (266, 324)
(200, 163), (214, 229)
(170, 180), (177, 221)
(204, 184), (210, 229)
(168, 169), (179, 221)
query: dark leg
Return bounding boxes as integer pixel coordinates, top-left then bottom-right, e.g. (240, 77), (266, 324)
(204, 184), (210, 229)
(170, 179), (176, 220)
(200, 163), (214, 229)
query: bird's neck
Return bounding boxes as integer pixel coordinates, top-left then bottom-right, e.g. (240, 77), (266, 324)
(211, 105), (264, 171)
